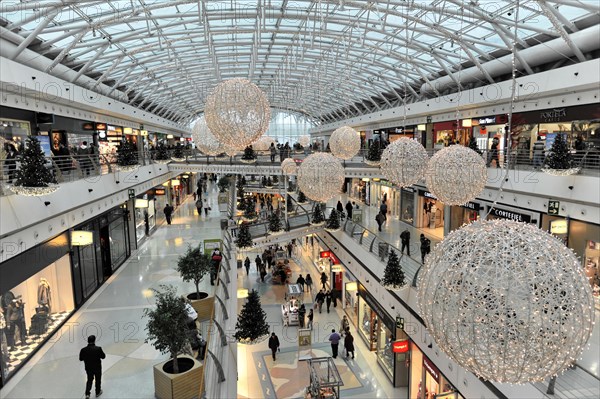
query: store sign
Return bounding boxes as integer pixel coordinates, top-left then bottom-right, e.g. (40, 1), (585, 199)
(320, 251), (331, 258)
(548, 200), (560, 215)
(402, 187), (415, 193)
(478, 116), (497, 125)
(540, 108), (566, 123)
(550, 220), (568, 235)
(418, 190), (438, 200)
(393, 340), (410, 353)
(82, 122), (95, 130)
(460, 201), (480, 211)
(489, 207), (531, 223)
(331, 265), (343, 273)
(154, 188), (166, 195)
(95, 122), (107, 131)
(423, 357), (440, 381)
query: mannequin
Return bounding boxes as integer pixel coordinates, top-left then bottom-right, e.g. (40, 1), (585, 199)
(37, 278), (52, 313)
(6, 297), (27, 348)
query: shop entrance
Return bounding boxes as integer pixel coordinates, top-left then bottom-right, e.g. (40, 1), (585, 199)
(100, 226), (112, 280)
(417, 191), (444, 240)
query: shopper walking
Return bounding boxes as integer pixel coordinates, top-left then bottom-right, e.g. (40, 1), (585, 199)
(420, 234), (431, 264)
(375, 211), (384, 232)
(307, 309), (314, 330)
(336, 201), (344, 214)
(79, 335), (106, 399)
(203, 197), (209, 216)
(268, 332), (280, 361)
(331, 287), (338, 308)
(325, 290), (332, 313)
(296, 274), (305, 292)
(195, 198), (202, 216)
(298, 304), (306, 328)
(345, 200), (353, 219)
(244, 256), (251, 275)
(305, 274), (313, 291)
(379, 201), (388, 223)
(163, 204), (174, 225)
(315, 290), (325, 313)
(329, 329), (342, 358)
(344, 329), (355, 359)
(270, 143), (277, 163)
(340, 315), (350, 337)
(400, 228), (411, 256)
(320, 271), (328, 290)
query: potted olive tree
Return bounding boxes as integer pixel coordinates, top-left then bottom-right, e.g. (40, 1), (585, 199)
(144, 285), (202, 399)
(176, 245), (213, 321)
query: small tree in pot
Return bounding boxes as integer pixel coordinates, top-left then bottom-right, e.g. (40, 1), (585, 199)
(176, 245), (211, 301)
(217, 176), (230, 193)
(144, 285), (190, 374)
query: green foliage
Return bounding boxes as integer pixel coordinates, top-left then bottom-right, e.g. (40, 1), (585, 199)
(311, 203), (325, 224)
(14, 136), (55, 187)
(176, 245), (212, 298)
(116, 140), (139, 167)
(326, 209), (341, 230)
(366, 139), (382, 162)
(544, 134), (573, 169)
(155, 143), (170, 161)
(143, 285), (190, 373)
(293, 142), (303, 151)
(261, 176), (267, 187)
(235, 223), (253, 249)
(172, 145), (184, 159)
(265, 176), (273, 187)
(243, 199), (257, 220)
(241, 146), (256, 161)
(297, 191), (307, 203)
(268, 212), (282, 233)
(286, 194), (294, 212)
(382, 250), (406, 289)
(468, 137), (482, 155)
(217, 176), (230, 193)
(234, 289), (270, 343)
(272, 175), (279, 184)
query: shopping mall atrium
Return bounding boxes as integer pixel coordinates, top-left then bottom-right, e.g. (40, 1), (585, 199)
(0, 1), (599, 398)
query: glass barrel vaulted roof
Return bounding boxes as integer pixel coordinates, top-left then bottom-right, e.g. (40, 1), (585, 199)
(0, 1), (598, 127)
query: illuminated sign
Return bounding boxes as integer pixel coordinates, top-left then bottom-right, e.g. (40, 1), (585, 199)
(392, 340), (409, 353)
(423, 356), (440, 381)
(550, 220), (568, 235)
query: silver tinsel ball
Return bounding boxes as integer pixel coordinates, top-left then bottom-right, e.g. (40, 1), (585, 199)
(298, 135), (311, 147)
(418, 219), (595, 384)
(297, 153), (344, 202)
(425, 145), (487, 205)
(191, 117), (223, 156)
(253, 136), (275, 152)
(281, 158), (297, 175)
(380, 138), (428, 187)
(329, 126), (361, 160)
(204, 78), (271, 150)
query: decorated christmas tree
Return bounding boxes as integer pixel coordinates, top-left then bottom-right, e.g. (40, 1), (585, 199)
(241, 145), (257, 162)
(272, 175), (279, 185)
(235, 223), (253, 249)
(286, 194), (294, 213)
(154, 143), (170, 162)
(171, 144), (185, 160)
(261, 176), (267, 187)
(468, 137), (482, 155)
(365, 139), (382, 165)
(233, 289), (270, 344)
(325, 209), (341, 232)
(116, 140), (139, 167)
(265, 176), (273, 188)
(13, 136), (55, 188)
(217, 176), (230, 193)
(382, 249), (406, 290)
(311, 203), (325, 225)
(297, 191), (307, 204)
(543, 134), (573, 170)
(243, 199), (257, 221)
(268, 212), (282, 233)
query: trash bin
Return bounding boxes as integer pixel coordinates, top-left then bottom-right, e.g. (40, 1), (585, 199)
(378, 242), (388, 260)
(237, 259), (243, 269)
(220, 219), (228, 230)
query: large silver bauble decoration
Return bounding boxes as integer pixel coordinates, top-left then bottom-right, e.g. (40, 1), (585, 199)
(297, 153), (344, 202)
(281, 158), (297, 175)
(418, 219), (595, 384)
(380, 138), (428, 188)
(298, 135), (311, 147)
(329, 126), (361, 160)
(204, 78), (271, 150)
(425, 146), (487, 205)
(192, 118), (223, 156)
(253, 135), (275, 152)
(223, 145), (238, 157)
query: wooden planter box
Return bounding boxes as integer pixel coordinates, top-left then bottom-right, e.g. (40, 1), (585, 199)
(190, 295), (214, 322)
(153, 355), (203, 399)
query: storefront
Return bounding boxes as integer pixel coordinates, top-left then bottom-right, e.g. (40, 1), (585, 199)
(433, 121), (469, 147)
(541, 214), (600, 310)
(349, 178), (368, 204)
(400, 187), (416, 225)
(0, 233), (74, 386)
(344, 280), (358, 327)
(448, 201), (481, 232)
(370, 179), (400, 219)
(0, 107), (36, 150)
(98, 124), (123, 161)
(409, 343), (463, 399)
(416, 190), (444, 240)
(134, 193), (156, 243)
(357, 283), (407, 386)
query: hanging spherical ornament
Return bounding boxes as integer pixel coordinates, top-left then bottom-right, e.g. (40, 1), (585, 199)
(191, 117), (223, 156)
(204, 78), (271, 150)
(425, 146), (486, 205)
(281, 158), (297, 176)
(380, 138), (428, 188)
(298, 135), (311, 147)
(252, 135), (275, 152)
(329, 126), (361, 160)
(297, 153), (344, 202)
(418, 219), (595, 384)
(223, 145), (239, 157)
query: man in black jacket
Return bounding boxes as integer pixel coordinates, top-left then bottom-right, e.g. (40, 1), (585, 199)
(268, 332), (280, 361)
(79, 335), (106, 398)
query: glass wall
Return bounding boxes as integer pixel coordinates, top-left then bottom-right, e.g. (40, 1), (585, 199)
(263, 111), (317, 145)
(0, 255), (74, 381)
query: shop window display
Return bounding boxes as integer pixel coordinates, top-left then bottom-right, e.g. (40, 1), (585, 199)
(0, 255), (74, 380)
(358, 302), (378, 351)
(376, 324), (394, 379)
(401, 189), (415, 225)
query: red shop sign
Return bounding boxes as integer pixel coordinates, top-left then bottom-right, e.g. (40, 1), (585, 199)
(392, 340), (409, 353)
(319, 251), (331, 258)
